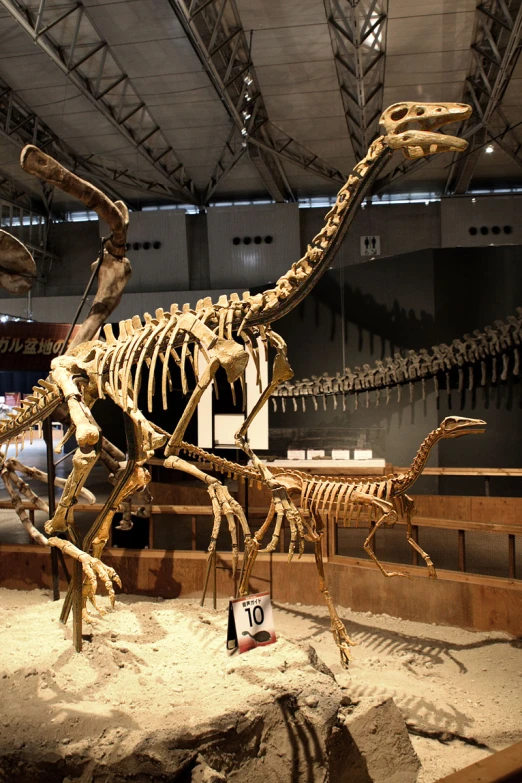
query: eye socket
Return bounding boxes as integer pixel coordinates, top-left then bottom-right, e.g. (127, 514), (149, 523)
(390, 106), (408, 121)
(416, 108), (425, 116)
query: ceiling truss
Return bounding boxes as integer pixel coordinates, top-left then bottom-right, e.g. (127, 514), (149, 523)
(374, 0), (522, 196)
(169, 0), (346, 202)
(0, 74), (197, 211)
(0, 0), (202, 205)
(325, 0), (388, 161)
(446, 0), (522, 193)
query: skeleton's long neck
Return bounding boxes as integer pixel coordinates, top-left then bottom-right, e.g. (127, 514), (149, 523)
(248, 137), (392, 326)
(394, 427), (442, 493)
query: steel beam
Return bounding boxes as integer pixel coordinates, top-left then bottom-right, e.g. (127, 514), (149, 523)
(374, 0), (522, 196)
(445, 0), (522, 193)
(0, 74), (193, 209)
(0, 0), (201, 205)
(325, 0), (388, 161)
(0, 172), (39, 212)
(169, 0), (345, 202)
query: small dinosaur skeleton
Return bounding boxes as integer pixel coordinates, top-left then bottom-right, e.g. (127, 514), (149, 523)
(0, 101), (471, 621)
(272, 311), (522, 411)
(179, 415), (486, 666)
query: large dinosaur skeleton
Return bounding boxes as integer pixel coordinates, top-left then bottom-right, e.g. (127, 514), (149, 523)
(272, 310), (522, 412)
(179, 415), (486, 665)
(0, 101), (471, 622)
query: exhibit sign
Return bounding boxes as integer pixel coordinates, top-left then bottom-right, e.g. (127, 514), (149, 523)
(227, 591), (277, 654)
(0, 322), (81, 371)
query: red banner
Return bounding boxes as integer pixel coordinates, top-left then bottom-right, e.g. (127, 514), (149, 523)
(0, 322), (81, 371)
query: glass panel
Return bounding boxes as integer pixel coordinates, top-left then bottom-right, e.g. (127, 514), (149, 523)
(417, 527), (459, 572)
(464, 530), (509, 578)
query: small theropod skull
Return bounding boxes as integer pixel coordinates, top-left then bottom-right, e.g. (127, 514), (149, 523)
(380, 102), (472, 159)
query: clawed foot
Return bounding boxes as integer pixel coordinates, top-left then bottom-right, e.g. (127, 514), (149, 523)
(47, 537), (122, 616)
(259, 487), (317, 561)
(381, 568), (411, 578)
(333, 624), (356, 669)
(425, 558), (437, 579)
(207, 482), (251, 576)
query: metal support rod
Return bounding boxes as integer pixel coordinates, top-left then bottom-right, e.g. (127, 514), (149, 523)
(61, 236), (107, 355)
(42, 417), (59, 600)
(213, 547), (217, 610)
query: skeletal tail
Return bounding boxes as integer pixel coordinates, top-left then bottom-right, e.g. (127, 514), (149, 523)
(0, 381), (63, 445)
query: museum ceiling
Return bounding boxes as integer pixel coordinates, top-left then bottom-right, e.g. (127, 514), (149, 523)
(0, 0), (521, 213)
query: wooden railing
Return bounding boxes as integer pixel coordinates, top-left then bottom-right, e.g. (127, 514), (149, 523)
(1, 490), (520, 579)
(436, 739), (522, 782)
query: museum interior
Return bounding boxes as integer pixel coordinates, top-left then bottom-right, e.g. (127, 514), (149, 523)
(0, 0), (521, 781)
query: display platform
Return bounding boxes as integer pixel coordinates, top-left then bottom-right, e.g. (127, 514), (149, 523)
(261, 459), (386, 470)
(0, 589), (519, 782)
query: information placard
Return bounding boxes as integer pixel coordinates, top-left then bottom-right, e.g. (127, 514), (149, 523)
(227, 591), (276, 654)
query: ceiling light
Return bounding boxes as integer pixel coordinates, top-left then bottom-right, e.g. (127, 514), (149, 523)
(244, 75), (253, 86)
(245, 93), (251, 102)
(241, 127), (248, 137)
(471, 197), (476, 203)
(242, 111), (251, 120)
(485, 144), (494, 153)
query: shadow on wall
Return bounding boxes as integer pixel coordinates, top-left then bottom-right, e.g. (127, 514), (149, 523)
(300, 272), (436, 353)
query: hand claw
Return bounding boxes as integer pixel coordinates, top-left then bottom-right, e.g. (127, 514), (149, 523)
(79, 553), (121, 614)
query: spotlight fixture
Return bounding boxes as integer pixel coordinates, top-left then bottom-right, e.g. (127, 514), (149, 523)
(244, 75), (253, 86)
(485, 145), (494, 154)
(242, 110), (251, 121)
(241, 127), (248, 137)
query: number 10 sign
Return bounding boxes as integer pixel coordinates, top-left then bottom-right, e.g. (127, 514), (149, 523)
(227, 591), (277, 654)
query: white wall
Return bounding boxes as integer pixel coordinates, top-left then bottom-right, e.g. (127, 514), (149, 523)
(100, 210), (189, 291)
(207, 202), (300, 289)
(441, 195), (522, 248)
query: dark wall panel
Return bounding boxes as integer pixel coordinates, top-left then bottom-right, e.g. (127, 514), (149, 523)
(268, 245), (521, 492)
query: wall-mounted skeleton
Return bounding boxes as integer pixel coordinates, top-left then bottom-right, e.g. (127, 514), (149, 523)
(271, 311), (522, 412)
(0, 101), (471, 642)
(179, 415), (487, 665)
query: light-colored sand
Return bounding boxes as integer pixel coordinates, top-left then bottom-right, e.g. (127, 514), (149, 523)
(0, 587), (520, 781)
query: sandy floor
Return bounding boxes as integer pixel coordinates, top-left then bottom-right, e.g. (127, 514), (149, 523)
(274, 599), (522, 780)
(0, 587), (521, 781)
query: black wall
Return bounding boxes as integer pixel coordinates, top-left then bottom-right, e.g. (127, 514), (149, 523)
(269, 245), (522, 495)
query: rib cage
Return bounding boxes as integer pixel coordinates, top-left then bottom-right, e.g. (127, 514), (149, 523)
(179, 439), (426, 528)
(94, 308), (267, 413)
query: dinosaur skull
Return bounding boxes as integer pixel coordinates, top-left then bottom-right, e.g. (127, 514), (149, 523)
(440, 416), (487, 438)
(380, 102), (472, 159)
